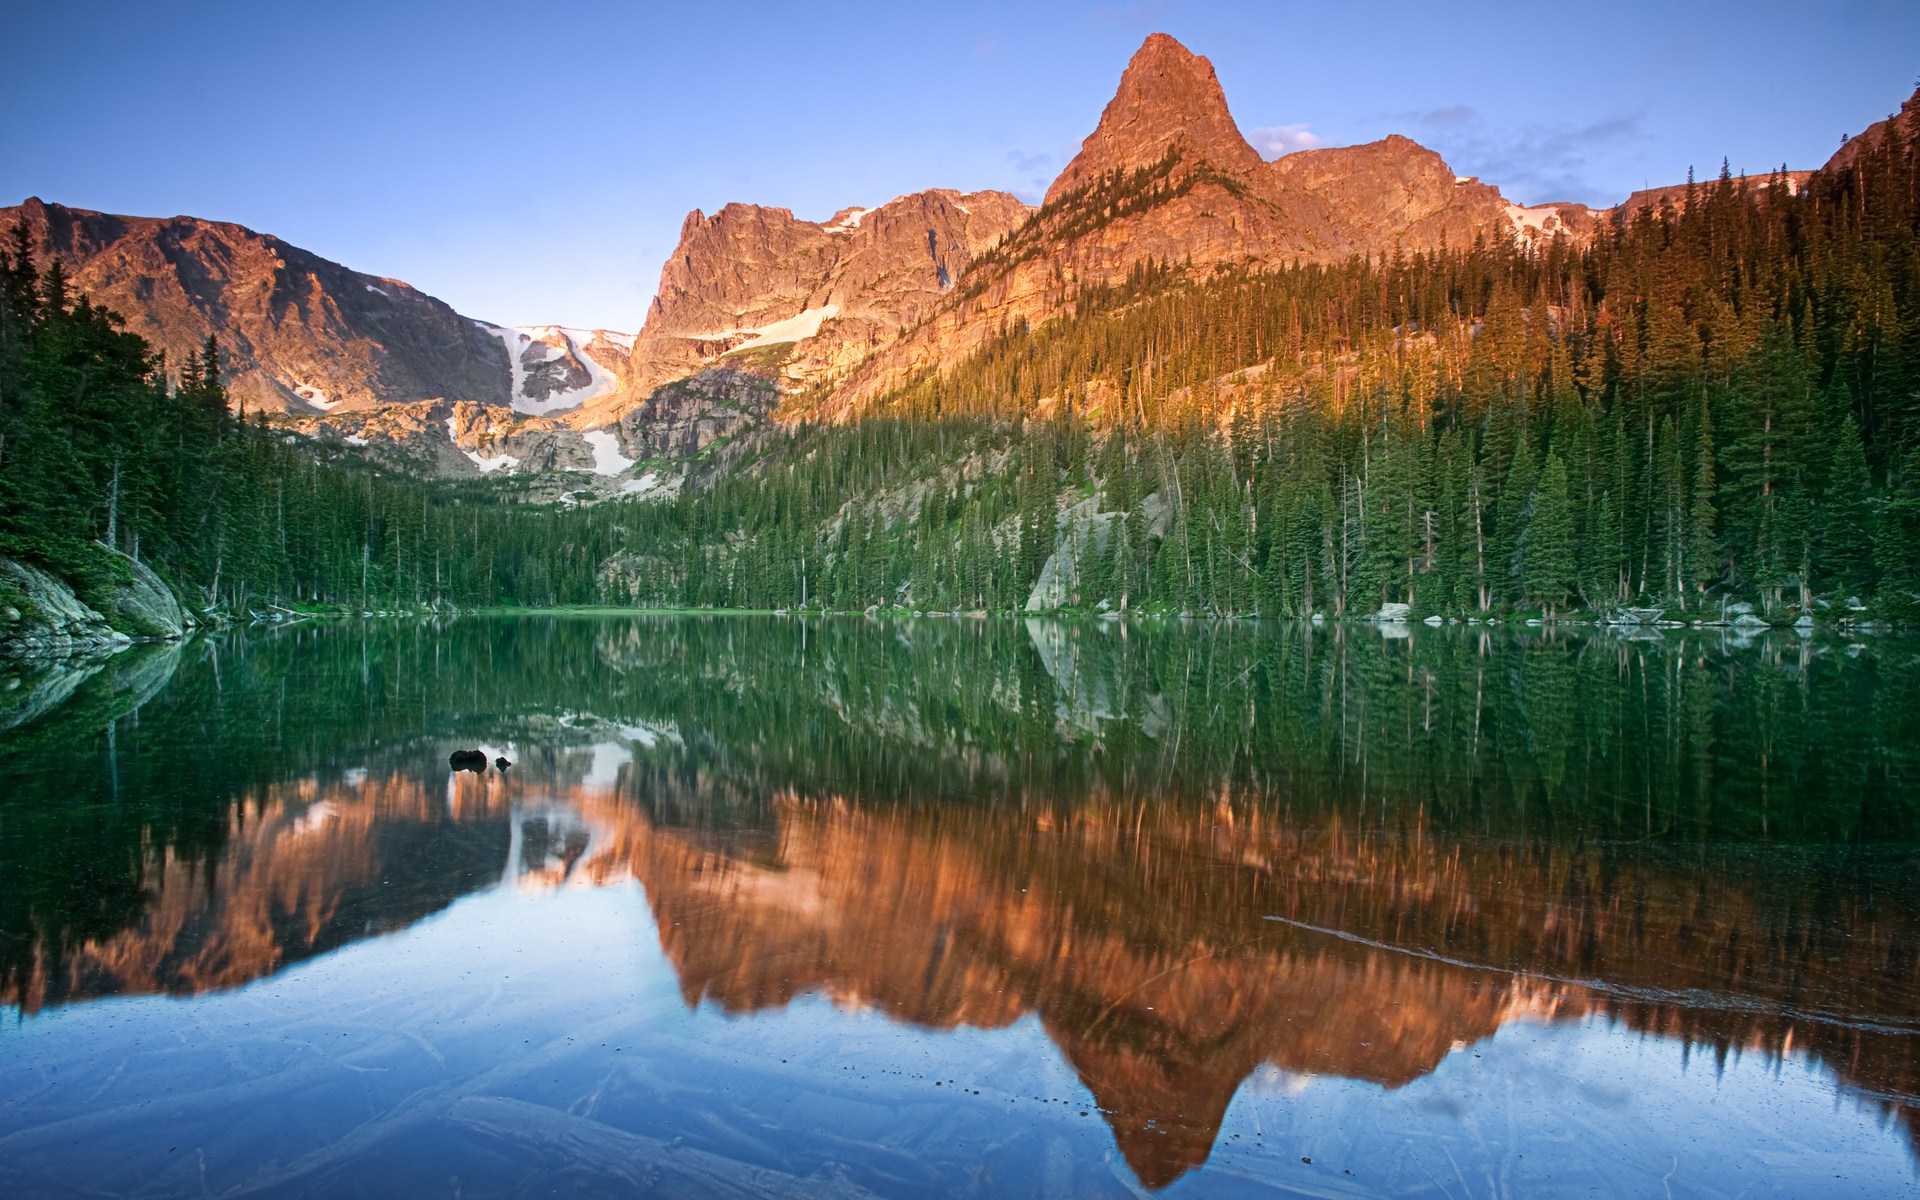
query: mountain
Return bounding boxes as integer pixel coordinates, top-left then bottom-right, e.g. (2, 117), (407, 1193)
(615, 188), (1032, 410)
(8, 35), (1894, 481)
(0, 35), (1745, 445)
(0, 199), (712, 494)
(1616, 170), (1815, 218)
(1047, 31), (1265, 196)
(1, 197), (520, 415)
(788, 34), (1601, 416)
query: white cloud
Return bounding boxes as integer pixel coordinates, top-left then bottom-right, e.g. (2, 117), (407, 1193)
(1249, 123), (1321, 159)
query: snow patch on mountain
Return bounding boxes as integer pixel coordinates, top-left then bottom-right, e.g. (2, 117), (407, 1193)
(480, 324), (532, 411)
(825, 207), (873, 233)
(581, 430), (633, 476)
(685, 304), (841, 352)
(1505, 201), (1574, 242)
(444, 414), (519, 474)
(479, 323), (623, 417)
(464, 448), (519, 473)
(293, 384), (335, 411)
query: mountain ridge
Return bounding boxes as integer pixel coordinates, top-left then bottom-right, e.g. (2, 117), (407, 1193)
(7, 35), (1904, 478)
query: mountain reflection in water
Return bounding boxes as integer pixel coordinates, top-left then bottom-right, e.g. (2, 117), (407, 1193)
(1, 616), (1917, 1193)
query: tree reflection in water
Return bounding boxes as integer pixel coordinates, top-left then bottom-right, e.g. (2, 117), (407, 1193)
(1, 615), (1916, 1190)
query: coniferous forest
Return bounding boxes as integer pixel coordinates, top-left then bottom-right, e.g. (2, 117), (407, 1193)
(0, 221), (620, 612)
(2, 116), (1917, 624)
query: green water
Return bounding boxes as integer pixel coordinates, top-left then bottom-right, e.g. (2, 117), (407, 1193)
(1, 616), (1916, 1197)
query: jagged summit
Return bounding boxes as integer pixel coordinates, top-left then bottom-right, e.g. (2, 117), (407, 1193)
(1046, 32), (1261, 203)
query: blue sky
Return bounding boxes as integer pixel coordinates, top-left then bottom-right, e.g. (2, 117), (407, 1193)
(4, 1), (1915, 331)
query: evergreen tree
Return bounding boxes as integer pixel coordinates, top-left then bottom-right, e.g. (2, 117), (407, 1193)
(1525, 452), (1576, 619)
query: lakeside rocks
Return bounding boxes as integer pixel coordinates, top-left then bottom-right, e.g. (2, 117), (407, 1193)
(94, 549), (188, 639)
(0, 547), (189, 657)
(0, 559), (124, 655)
(1025, 498), (1123, 612)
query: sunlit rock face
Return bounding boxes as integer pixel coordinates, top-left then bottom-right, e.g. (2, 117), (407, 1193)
(614, 188), (1031, 415)
(0, 198), (516, 416)
(813, 35), (1597, 416)
(15, 43), (1907, 462)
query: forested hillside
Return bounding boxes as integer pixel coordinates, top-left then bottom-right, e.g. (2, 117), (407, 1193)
(606, 119), (1919, 620)
(0, 225), (613, 614)
(2, 97), (1916, 626)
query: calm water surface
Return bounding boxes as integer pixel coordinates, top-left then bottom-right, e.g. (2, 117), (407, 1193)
(1, 616), (1916, 1198)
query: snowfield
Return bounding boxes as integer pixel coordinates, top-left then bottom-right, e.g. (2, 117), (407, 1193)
(479, 323), (625, 416)
(824, 207), (873, 233)
(1505, 201), (1574, 240)
(581, 430), (634, 476)
(684, 304), (840, 352)
(620, 472), (663, 497)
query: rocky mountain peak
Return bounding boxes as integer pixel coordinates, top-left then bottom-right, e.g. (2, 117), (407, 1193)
(1045, 32), (1261, 205)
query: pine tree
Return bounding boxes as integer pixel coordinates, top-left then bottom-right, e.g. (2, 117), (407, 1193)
(1686, 395), (1719, 602)
(1818, 412), (1874, 597)
(1525, 452), (1576, 619)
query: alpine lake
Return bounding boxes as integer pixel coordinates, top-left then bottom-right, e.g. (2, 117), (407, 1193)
(1, 614), (1917, 1199)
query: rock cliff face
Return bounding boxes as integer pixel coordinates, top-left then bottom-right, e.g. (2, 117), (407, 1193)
(1035, 32), (1593, 264)
(1045, 31), (1263, 201)
(1617, 170), (1814, 219)
(0, 558), (124, 656)
(91, 548), (187, 639)
(615, 188), (1031, 410)
(0, 200), (646, 488)
(1268, 136), (1598, 254)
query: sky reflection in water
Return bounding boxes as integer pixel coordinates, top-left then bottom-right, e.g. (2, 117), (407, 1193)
(1, 616), (1916, 1198)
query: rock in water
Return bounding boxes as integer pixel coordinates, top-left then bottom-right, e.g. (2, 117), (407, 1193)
(448, 749), (488, 774)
